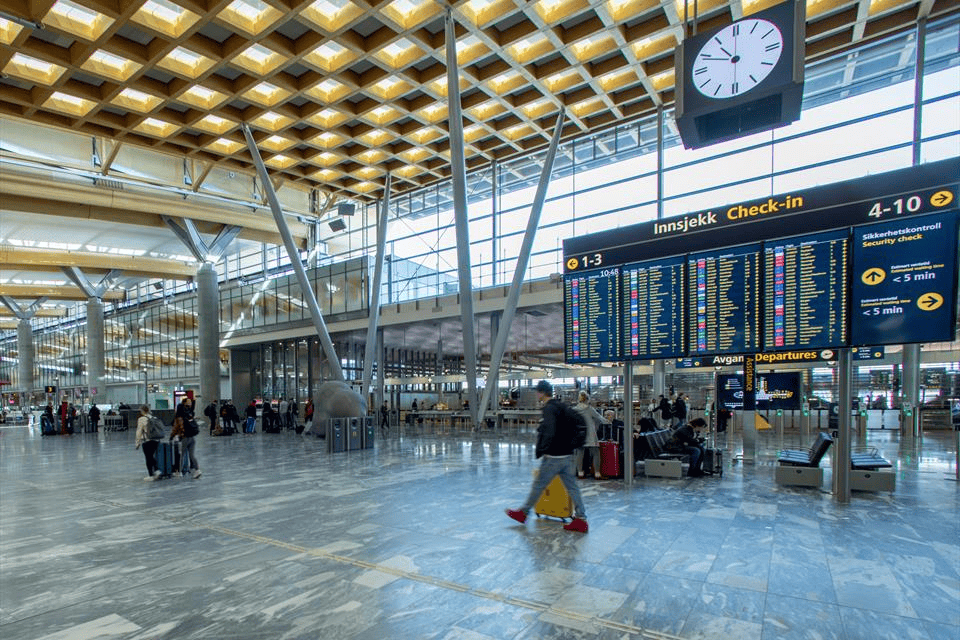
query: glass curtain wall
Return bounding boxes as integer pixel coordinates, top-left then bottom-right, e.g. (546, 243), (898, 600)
(72, 16), (957, 314)
(369, 16), (959, 299)
(2, 18), (958, 396)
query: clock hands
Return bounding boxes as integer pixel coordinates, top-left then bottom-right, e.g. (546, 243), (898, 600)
(692, 18), (783, 99)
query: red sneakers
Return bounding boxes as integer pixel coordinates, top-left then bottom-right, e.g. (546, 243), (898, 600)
(505, 508), (527, 523)
(563, 518), (589, 533)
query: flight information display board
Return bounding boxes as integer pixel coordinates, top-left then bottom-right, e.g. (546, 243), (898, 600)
(563, 267), (621, 363)
(763, 229), (849, 351)
(622, 256), (685, 359)
(851, 212), (959, 346)
(688, 244), (760, 356)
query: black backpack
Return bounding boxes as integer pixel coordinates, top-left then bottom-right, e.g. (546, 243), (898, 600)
(561, 403), (588, 450)
(146, 416), (165, 440)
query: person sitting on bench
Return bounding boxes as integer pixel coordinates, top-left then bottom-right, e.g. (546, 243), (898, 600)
(665, 417), (707, 477)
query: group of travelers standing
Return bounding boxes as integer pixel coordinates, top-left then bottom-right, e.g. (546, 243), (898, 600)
(133, 395), (319, 481)
(654, 392), (688, 427)
(134, 397), (201, 481)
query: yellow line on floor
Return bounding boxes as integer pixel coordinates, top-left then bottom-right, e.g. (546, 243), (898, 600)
(26, 482), (684, 640)
(193, 519), (684, 640)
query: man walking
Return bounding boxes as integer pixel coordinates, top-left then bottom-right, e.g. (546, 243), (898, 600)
(177, 396), (202, 478)
(89, 403), (101, 432)
(658, 394), (672, 428)
(505, 380), (589, 533)
(380, 401), (389, 434)
(672, 393), (688, 428)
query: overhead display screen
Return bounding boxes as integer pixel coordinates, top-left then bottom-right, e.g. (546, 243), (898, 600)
(560, 162), (958, 365)
(763, 229), (850, 351)
(851, 212), (959, 346)
(622, 256), (685, 360)
(718, 372), (802, 410)
(564, 158), (958, 273)
(688, 244), (760, 356)
(563, 267), (621, 363)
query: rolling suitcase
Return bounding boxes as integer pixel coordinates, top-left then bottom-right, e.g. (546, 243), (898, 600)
(534, 475), (573, 521)
(702, 448), (723, 476)
(41, 415), (57, 436)
(155, 441), (174, 478)
(599, 440), (622, 478)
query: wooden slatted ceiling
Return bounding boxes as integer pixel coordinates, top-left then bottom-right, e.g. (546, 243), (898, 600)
(0, 0), (952, 202)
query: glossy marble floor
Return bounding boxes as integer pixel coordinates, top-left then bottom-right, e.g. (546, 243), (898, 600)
(1, 419), (957, 640)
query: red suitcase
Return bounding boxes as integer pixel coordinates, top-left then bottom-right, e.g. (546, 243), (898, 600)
(599, 441), (621, 478)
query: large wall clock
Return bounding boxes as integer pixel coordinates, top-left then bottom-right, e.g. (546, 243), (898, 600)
(675, 1), (805, 149)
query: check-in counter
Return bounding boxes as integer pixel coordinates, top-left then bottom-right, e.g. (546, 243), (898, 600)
(497, 409), (541, 432)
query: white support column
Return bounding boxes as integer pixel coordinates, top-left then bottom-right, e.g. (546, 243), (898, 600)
(242, 124), (344, 382)
(17, 318), (34, 393)
(86, 297), (105, 401)
(477, 111), (566, 426)
(834, 349), (852, 503)
(362, 176), (392, 401)
(624, 362), (634, 485)
(902, 343), (921, 438)
(196, 262), (221, 405)
(445, 9), (479, 425)
(2, 296), (46, 396)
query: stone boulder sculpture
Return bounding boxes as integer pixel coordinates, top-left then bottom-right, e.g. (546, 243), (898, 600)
(308, 381), (366, 434)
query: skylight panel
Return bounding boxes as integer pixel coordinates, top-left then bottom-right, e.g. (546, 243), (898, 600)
(4, 53), (67, 85)
(46, 0), (113, 40)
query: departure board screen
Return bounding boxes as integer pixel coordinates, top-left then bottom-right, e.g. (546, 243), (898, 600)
(763, 229), (850, 351)
(622, 256), (685, 359)
(687, 244), (760, 355)
(564, 267), (622, 363)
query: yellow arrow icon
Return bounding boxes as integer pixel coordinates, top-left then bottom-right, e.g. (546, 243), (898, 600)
(861, 268), (885, 285)
(930, 190), (953, 208)
(917, 292), (943, 311)
(566, 257), (580, 271)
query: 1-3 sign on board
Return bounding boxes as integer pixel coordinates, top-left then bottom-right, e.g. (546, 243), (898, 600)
(851, 212), (959, 346)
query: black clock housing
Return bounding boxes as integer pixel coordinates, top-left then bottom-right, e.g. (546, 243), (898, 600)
(675, 0), (806, 149)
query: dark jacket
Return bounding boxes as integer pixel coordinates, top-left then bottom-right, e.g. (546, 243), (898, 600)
(89, 406), (100, 422)
(658, 398), (672, 419)
(672, 398), (687, 420)
(666, 423), (701, 452)
(245, 404), (257, 419)
(535, 398), (578, 458)
(175, 401), (194, 422)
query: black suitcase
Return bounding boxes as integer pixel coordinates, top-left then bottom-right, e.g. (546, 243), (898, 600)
(702, 448), (723, 476)
(41, 415), (57, 436)
(155, 441), (174, 478)
(638, 417), (658, 432)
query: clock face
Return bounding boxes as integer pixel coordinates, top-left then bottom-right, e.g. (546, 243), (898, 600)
(693, 19), (784, 99)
